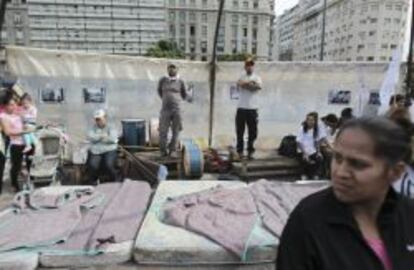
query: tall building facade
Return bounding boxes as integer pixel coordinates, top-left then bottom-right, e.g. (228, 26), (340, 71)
(1, 0), (167, 55)
(293, 0), (409, 61)
(275, 4), (298, 61)
(166, 0), (275, 61)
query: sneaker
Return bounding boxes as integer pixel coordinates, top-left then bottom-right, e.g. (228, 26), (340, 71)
(233, 152), (243, 162)
(169, 151), (179, 158)
(23, 145), (32, 154)
(247, 152), (254, 160)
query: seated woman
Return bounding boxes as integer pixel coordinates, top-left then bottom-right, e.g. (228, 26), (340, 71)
(296, 112), (328, 179)
(0, 94), (35, 192)
(277, 117), (414, 270)
(86, 109), (119, 184)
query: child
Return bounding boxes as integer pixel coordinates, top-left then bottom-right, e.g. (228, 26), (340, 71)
(19, 93), (37, 153)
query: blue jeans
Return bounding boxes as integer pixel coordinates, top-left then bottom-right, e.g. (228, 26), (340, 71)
(87, 150), (118, 184)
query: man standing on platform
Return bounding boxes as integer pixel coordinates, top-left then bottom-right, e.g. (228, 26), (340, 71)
(157, 63), (187, 157)
(235, 58), (262, 160)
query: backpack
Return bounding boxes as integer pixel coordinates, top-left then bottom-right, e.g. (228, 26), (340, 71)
(278, 135), (298, 158)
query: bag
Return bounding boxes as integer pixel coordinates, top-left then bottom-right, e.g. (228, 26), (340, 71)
(278, 135), (298, 158)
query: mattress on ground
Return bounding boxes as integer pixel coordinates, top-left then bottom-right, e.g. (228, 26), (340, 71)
(134, 181), (278, 266)
(0, 251), (39, 270)
(38, 181), (152, 268)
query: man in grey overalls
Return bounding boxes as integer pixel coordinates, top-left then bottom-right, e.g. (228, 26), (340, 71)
(157, 63), (187, 157)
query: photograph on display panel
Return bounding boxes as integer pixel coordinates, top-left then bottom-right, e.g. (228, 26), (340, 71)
(39, 87), (65, 104)
(83, 87), (106, 103)
(328, 89), (351, 105)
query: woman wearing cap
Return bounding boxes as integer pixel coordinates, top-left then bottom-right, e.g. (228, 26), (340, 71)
(277, 117), (414, 270)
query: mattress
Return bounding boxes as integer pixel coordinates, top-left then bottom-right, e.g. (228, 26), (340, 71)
(134, 181), (278, 268)
(36, 182), (152, 268)
(0, 251), (38, 270)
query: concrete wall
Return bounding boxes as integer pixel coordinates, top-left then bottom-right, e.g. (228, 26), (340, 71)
(6, 46), (399, 151)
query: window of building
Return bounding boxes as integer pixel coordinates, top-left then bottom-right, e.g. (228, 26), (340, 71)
(253, 0), (259, 9)
(190, 25), (195, 36)
(179, 0), (185, 6)
(381, 44), (388, 49)
(242, 1), (248, 9)
(384, 18), (391, 24)
(380, 56), (387, 61)
(169, 12), (175, 20)
(386, 4), (392, 10)
(253, 16), (258, 25)
(190, 0), (195, 6)
(202, 25), (207, 36)
(189, 12), (196, 22)
(169, 24), (176, 36)
(169, 0), (175, 5)
(370, 4), (378, 11)
(368, 30), (376, 36)
(395, 4), (402, 11)
(202, 13), (207, 23)
(367, 56), (374, 61)
(232, 25), (238, 38)
(252, 28), (257, 40)
(180, 24), (185, 36)
(232, 14), (238, 23)
(390, 44), (397, 49)
(233, 0), (238, 8)
(202, 0), (207, 7)
(360, 19), (366, 24)
(16, 30), (23, 40)
(243, 27), (247, 37)
(179, 11), (185, 21)
(394, 18), (401, 24)
(370, 18), (377, 23)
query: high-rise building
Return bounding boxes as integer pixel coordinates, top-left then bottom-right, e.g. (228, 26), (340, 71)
(274, 5), (298, 61)
(1, 0), (167, 55)
(293, 0), (409, 61)
(166, 0), (275, 61)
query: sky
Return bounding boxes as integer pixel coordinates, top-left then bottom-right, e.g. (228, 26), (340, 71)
(274, 0), (412, 60)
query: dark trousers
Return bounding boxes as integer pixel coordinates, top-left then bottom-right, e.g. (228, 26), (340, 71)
(302, 153), (323, 179)
(10, 144), (34, 191)
(0, 152), (5, 194)
(87, 150), (118, 184)
(236, 108), (258, 154)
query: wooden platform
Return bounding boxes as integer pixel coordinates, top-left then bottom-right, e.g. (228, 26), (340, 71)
(132, 151), (183, 180)
(231, 152), (302, 182)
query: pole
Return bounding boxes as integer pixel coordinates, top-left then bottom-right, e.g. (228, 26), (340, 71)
(0, 0), (8, 45)
(208, 0), (225, 147)
(320, 0), (327, 61)
(406, 0), (414, 98)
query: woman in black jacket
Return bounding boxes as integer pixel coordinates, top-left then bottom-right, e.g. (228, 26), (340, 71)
(277, 117), (414, 270)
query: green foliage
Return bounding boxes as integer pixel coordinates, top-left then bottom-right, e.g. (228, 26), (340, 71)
(217, 53), (254, 61)
(146, 40), (184, 59)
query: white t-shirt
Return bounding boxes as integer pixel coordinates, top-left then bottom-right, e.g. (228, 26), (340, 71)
(237, 73), (262, 109)
(393, 166), (414, 199)
(296, 125), (327, 155)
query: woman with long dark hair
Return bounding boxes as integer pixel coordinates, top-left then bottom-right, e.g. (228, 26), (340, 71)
(277, 117), (414, 270)
(296, 112), (327, 179)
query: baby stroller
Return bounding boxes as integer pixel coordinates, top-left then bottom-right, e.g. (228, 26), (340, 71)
(20, 125), (68, 190)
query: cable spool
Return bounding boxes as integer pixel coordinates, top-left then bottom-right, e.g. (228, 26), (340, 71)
(181, 140), (204, 179)
(149, 118), (159, 147)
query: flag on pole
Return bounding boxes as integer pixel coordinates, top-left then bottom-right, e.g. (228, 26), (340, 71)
(378, 48), (402, 115)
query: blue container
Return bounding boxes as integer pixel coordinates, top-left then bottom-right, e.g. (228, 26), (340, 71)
(122, 119), (146, 147)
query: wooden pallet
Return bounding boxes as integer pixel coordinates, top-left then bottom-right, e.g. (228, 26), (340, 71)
(231, 155), (302, 182)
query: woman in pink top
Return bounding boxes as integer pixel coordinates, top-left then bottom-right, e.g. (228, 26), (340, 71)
(0, 94), (35, 192)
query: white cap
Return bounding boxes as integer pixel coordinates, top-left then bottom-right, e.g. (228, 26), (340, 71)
(94, 109), (106, 119)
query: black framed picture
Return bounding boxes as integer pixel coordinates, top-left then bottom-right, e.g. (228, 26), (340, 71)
(328, 89), (351, 105)
(368, 91), (381, 106)
(83, 87), (106, 103)
(39, 87), (65, 104)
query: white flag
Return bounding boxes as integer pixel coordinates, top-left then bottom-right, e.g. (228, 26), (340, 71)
(378, 48), (402, 115)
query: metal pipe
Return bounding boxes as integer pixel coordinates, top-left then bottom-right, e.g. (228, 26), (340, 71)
(208, 0), (225, 147)
(0, 0), (8, 45)
(406, 0), (414, 98)
(320, 0), (327, 61)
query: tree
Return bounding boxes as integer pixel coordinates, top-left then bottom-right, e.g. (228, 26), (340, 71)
(217, 53), (254, 61)
(146, 40), (184, 59)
